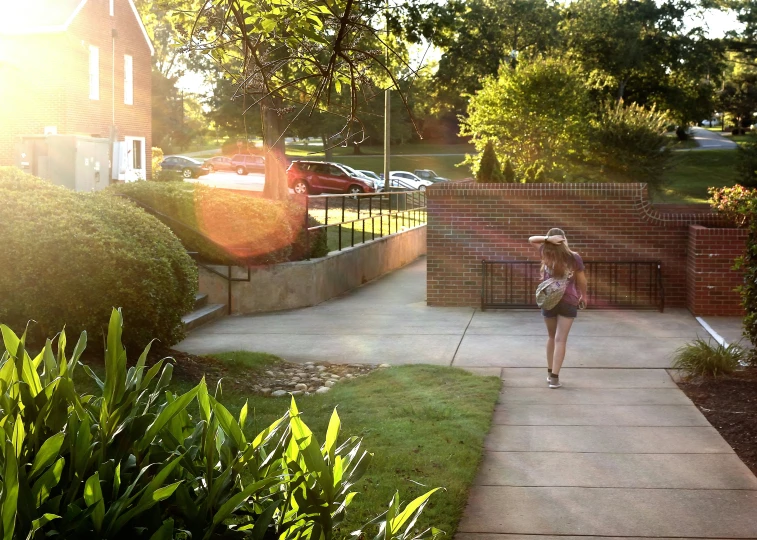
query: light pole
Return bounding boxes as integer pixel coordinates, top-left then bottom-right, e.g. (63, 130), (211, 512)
(383, 0), (391, 189)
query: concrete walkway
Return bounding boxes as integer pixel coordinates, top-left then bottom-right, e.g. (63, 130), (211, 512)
(177, 257), (757, 539)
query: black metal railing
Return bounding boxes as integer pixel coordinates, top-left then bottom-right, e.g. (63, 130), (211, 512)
(305, 190), (427, 259)
(117, 194), (250, 314)
(481, 260), (664, 312)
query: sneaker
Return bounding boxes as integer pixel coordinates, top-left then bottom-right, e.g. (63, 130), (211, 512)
(548, 376), (562, 389)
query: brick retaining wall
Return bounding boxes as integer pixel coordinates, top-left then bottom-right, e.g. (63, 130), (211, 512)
(427, 182), (740, 313)
(687, 225), (747, 316)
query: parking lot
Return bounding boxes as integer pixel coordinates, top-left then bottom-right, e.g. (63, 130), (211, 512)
(187, 170), (266, 192)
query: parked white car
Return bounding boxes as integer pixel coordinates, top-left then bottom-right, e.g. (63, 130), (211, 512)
(388, 171), (433, 191)
(357, 170), (384, 190)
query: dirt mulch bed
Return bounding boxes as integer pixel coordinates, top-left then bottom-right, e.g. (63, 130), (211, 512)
(677, 367), (757, 476)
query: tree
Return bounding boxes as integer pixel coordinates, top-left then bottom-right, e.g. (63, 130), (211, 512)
(181, 0), (414, 199)
(560, 0), (724, 123)
(152, 71), (208, 151)
(503, 159), (516, 183)
(719, 71), (757, 127)
(461, 57), (593, 182)
(403, 0), (562, 117)
(135, 0), (214, 152)
(476, 140), (504, 182)
(205, 74), (262, 141)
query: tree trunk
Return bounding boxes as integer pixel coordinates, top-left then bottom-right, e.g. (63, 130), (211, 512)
(262, 101), (288, 200)
(617, 78), (627, 100)
(321, 132), (333, 161)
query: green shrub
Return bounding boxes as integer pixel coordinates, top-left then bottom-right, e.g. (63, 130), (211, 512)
(503, 159), (516, 183)
(709, 185), (757, 362)
(110, 181), (301, 265)
(151, 146), (164, 179)
(590, 100), (672, 191)
(0, 167), (196, 348)
(475, 140), (504, 183)
(736, 141), (757, 188)
(0, 309), (442, 539)
(290, 214), (330, 260)
(672, 338), (744, 377)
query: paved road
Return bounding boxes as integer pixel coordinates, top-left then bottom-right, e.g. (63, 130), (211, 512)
(187, 170), (265, 192)
(688, 126), (738, 150)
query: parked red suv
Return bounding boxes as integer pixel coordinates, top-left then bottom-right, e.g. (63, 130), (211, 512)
(286, 161), (377, 195)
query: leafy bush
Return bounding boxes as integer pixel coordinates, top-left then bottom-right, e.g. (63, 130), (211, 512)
(0, 167), (196, 348)
(290, 215), (330, 260)
(0, 309), (442, 539)
(672, 338), (745, 377)
(709, 186), (757, 363)
(590, 100), (672, 190)
(709, 185), (757, 227)
(736, 141), (757, 188)
(110, 181), (304, 265)
(503, 159), (516, 183)
(475, 140), (504, 183)
(151, 146), (164, 178)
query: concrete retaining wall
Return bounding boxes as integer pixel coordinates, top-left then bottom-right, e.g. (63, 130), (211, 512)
(199, 225), (426, 314)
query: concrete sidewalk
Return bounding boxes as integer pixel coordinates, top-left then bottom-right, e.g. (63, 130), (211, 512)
(176, 257), (708, 367)
(457, 367), (757, 539)
(177, 257), (757, 538)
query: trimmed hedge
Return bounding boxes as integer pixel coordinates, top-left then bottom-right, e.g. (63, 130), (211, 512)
(111, 181), (328, 264)
(0, 167), (197, 348)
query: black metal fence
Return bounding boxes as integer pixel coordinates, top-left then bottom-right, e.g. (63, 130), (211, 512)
(481, 260), (664, 312)
(305, 190), (427, 258)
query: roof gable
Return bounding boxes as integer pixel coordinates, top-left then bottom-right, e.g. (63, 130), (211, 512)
(0, 0), (154, 55)
(0, 0), (86, 33)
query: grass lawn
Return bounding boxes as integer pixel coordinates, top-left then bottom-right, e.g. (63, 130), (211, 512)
(731, 133), (757, 147)
(657, 149), (739, 203)
(308, 195), (427, 252)
(665, 132), (699, 149)
(80, 350), (501, 539)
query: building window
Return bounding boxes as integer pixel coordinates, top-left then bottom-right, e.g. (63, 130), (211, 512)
(109, 0), (114, 16)
(124, 55), (133, 105)
(89, 45), (99, 100)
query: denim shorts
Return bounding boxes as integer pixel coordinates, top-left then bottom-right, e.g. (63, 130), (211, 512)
(541, 299), (578, 318)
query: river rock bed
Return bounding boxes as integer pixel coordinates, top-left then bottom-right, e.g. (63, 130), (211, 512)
(253, 361), (388, 396)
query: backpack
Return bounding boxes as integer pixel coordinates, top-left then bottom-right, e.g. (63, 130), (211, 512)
(535, 270), (573, 310)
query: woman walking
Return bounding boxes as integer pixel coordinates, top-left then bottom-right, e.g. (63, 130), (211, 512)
(529, 228), (588, 388)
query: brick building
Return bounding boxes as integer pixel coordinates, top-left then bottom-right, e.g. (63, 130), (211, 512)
(0, 0), (153, 182)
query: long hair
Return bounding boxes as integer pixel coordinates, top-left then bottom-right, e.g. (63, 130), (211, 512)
(541, 228), (578, 278)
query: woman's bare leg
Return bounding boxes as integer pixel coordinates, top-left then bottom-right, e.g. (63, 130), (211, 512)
(551, 315), (575, 375)
(544, 317), (558, 370)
